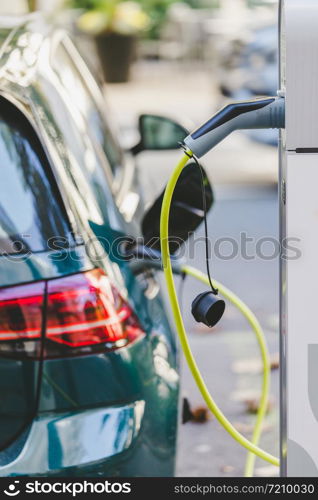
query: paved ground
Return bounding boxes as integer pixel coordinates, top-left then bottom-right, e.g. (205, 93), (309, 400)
(176, 188), (279, 477)
(106, 60), (278, 187)
(107, 61), (279, 477)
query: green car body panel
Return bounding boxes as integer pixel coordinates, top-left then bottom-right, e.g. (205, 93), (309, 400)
(0, 15), (179, 476)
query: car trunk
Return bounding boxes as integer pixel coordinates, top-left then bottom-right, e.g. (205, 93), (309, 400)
(0, 96), (76, 449)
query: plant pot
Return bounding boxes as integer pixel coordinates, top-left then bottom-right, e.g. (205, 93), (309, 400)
(95, 32), (137, 83)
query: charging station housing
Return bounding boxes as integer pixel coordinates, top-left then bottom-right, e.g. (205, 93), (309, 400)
(280, 0), (318, 477)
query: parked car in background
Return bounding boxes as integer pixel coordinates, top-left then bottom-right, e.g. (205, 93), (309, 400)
(219, 23), (278, 146)
(0, 14), (196, 477)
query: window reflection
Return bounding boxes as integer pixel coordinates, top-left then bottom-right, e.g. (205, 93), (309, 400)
(0, 97), (73, 254)
(53, 41), (123, 174)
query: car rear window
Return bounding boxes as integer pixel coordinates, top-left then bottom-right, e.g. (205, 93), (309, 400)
(0, 97), (73, 255)
(53, 40), (124, 174)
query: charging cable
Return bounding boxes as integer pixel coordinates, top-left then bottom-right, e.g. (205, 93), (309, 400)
(130, 244), (272, 475)
(160, 151), (280, 469)
(181, 265), (271, 477)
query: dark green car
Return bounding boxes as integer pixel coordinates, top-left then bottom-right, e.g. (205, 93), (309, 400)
(0, 15), (188, 477)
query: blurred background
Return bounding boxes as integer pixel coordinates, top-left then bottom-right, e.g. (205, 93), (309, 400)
(0, 0), (280, 477)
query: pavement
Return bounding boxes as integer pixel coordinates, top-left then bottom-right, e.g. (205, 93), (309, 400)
(106, 60), (278, 187)
(107, 60), (279, 477)
(176, 189), (279, 477)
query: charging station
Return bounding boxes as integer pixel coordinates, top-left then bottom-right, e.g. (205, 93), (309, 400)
(280, 0), (318, 477)
(154, 0), (318, 478)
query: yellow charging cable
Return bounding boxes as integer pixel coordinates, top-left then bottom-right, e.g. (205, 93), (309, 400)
(182, 265), (270, 477)
(160, 151), (280, 471)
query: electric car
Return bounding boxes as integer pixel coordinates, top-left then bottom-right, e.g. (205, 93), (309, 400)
(0, 15), (198, 477)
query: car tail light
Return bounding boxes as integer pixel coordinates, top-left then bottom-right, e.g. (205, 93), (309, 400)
(0, 282), (45, 358)
(0, 269), (145, 359)
(45, 269), (144, 357)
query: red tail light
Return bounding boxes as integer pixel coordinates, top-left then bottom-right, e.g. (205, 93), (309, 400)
(0, 282), (45, 358)
(45, 269), (144, 356)
(0, 269), (145, 359)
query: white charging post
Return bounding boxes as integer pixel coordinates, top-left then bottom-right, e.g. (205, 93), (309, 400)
(280, 0), (318, 476)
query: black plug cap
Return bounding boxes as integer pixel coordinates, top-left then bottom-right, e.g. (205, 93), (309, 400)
(191, 291), (225, 328)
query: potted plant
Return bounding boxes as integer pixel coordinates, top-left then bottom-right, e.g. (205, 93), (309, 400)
(74, 0), (149, 82)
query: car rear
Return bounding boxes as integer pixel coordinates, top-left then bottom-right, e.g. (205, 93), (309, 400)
(0, 94), (179, 476)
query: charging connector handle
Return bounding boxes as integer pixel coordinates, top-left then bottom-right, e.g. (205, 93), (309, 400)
(184, 96), (285, 158)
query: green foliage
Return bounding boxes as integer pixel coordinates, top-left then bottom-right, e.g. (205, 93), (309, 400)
(69, 0), (220, 39)
(71, 0), (178, 39)
(70, 0), (135, 8)
(138, 0), (178, 39)
(139, 0), (220, 39)
(183, 0), (220, 7)
(70, 0), (107, 9)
